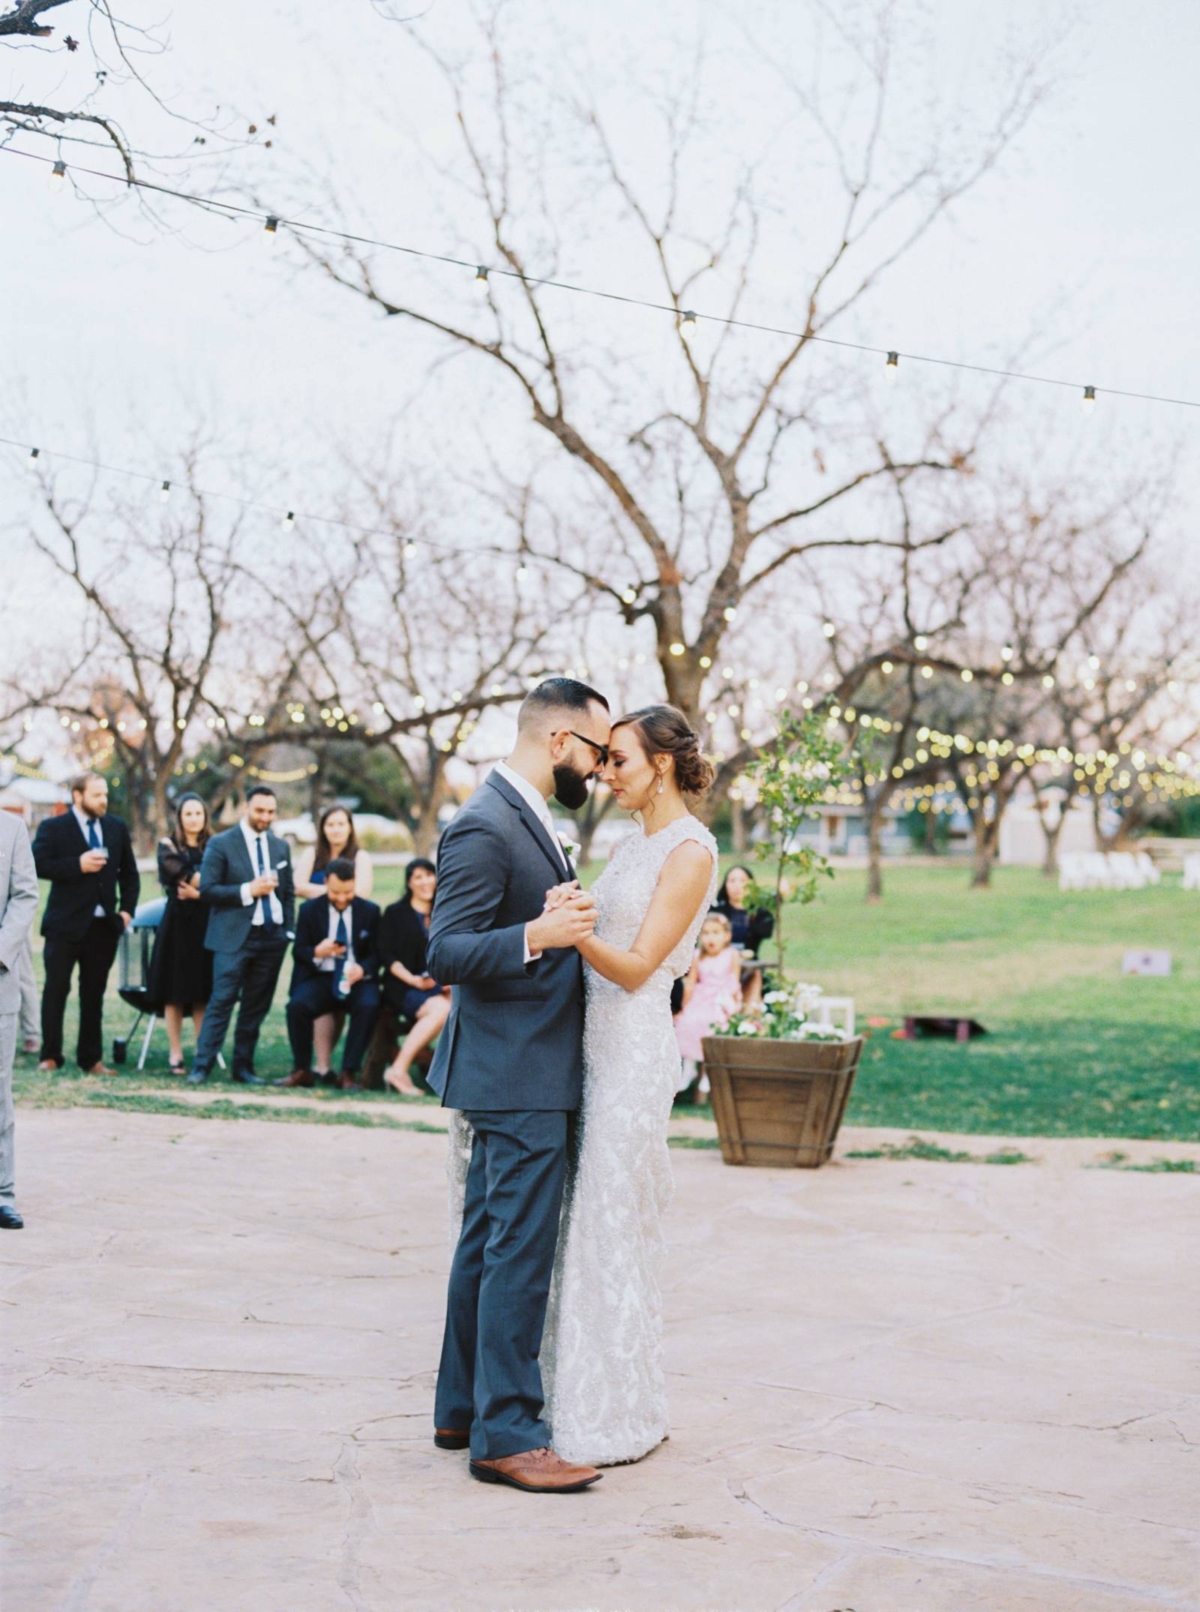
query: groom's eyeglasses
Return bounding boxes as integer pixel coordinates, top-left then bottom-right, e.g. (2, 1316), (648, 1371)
(566, 731), (610, 768)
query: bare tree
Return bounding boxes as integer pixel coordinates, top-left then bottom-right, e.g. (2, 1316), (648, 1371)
(287, 1), (1061, 816)
(5, 459), (240, 848)
(2, 0), (268, 218)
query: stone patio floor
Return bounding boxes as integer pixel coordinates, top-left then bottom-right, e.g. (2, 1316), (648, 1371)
(3, 1110), (1197, 1612)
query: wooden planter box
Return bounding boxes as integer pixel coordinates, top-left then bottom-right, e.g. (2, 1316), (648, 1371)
(702, 1033), (864, 1168)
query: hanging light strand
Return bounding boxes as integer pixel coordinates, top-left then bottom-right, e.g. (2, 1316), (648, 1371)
(2, 143), (1198, 413)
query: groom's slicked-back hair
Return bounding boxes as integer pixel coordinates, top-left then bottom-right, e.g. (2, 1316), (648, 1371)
(518, 676), (609, 734)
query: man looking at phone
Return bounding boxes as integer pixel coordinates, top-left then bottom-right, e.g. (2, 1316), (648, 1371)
(33, 772), (140, 1076)
(189, 785), (295, 1086)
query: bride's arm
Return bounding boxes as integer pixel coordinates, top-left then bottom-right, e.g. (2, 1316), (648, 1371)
(575, 841), (714, 994)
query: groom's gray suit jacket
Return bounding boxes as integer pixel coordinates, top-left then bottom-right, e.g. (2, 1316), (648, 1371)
(425, 771), (584, 1112)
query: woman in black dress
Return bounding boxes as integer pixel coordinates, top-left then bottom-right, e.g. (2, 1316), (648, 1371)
(712, 864), (775, 1007)
(378, 857), (448, 1097)
(148, 793), (214, 1074)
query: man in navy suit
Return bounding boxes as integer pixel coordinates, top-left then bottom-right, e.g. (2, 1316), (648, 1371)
(279, 858), (381, 1091)
(427, 677), (610, 1494)
(32, 772), (140, 1075)
(189, 785), (295, 1086)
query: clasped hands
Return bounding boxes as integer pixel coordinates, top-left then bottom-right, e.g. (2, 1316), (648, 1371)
(527, 880), (596, 951)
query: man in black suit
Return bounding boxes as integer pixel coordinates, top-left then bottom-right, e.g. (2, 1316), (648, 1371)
(33, 772), (140, 1075)
(189, 785), (295, 1086)
(278, 858), (381, 1091)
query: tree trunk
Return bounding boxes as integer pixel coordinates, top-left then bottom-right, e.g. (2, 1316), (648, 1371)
(731, 794), (746, 854)
(866, 791), (886, 903)
(970, 806), (992, 888)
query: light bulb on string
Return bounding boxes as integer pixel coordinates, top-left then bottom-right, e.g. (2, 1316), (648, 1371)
(159, 480), (171, 504)
(1082, 385), (1097, 414)
(1001, 644), (1014, 662)
(474, 266), (489, 293)
(263, 216), (279, 241)
(679, 309), (697, 340)
(883, 350), (899, 381)
(28, 446), (39, 463)
(823, 620), (836, 638)
(49, 160), (67, 193)
(404, 540), (417, 557)
(281, 511), (295, 532)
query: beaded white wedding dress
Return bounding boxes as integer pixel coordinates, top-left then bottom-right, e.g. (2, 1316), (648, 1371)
(446, 813), (718, 1465)
(540, 813), (718, 1465)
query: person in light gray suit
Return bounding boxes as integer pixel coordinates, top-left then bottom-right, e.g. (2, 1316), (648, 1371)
(0, 813), (40, 1229)
(427, 677), (612, 1495)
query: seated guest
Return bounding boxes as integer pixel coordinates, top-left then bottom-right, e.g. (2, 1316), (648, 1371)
(279, 857), (381, 1091)
(148, 793), (214, 1074)
(379, 857), (448, 1097)
(33, 771), (139, 1075)
(712, 864), (774, 1008)
(293, 804), (374, 1079)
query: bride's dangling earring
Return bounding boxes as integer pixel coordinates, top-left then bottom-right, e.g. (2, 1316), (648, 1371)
(657, 772), (664, 796)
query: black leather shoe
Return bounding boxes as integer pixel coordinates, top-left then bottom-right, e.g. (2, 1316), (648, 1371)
(0, 1206), (24, 1230)
(230, 1070), (264, 1086)
(187, 1068), (209, 1086)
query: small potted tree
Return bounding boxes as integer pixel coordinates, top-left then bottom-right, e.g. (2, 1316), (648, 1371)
(703, 711), (864, 1168)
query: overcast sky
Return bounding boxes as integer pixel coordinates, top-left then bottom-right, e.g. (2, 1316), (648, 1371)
(3, 0), (1197, 680)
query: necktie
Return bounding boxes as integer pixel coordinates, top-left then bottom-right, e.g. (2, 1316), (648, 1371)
(333, 911), (349, 996)
(88, 818), (102, 851)
(255, 835), (275, 930)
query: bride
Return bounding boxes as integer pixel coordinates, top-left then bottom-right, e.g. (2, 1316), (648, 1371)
(538, 704), (718, 1466)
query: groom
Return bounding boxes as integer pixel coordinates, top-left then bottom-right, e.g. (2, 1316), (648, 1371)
(426, 677), (612, 1494)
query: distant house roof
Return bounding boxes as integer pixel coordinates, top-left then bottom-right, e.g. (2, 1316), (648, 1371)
(0, 775), (70, 806)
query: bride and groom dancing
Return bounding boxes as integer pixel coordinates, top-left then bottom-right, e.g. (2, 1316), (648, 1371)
(424, 677), (718, 1493)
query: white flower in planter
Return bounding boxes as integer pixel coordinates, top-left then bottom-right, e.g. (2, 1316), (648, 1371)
(736, 1020), (762, 1036)
(762, 990), (790, 1006)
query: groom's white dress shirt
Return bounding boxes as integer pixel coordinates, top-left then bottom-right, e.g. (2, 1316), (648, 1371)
(495, 761), (570, 965)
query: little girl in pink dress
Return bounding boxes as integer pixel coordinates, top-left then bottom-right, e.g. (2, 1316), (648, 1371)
(674, 911), (743, 1096)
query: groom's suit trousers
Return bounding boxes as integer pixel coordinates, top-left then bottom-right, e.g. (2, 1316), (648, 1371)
(435, 1108), (569, 1460)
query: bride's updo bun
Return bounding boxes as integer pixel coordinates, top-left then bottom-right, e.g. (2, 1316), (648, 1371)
(613, 704), (716, 796)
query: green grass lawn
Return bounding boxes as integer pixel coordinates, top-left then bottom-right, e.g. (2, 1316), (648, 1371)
(13, 859), (1200, 1142)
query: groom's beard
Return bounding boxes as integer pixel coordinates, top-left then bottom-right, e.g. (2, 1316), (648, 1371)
(552, 764), (591, 811)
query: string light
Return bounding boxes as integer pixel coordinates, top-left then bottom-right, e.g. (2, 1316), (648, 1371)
(823, 621), (836, 638)
(914, 634), (928, 650)
(282, 510), (295, 531)
(1001, 644), (1014, 662)
(6, 143), (1199, 416)
(159, 480), (171, 503)
(679, 310), (697, 340)
(884, 350), (899, 380)
(474, 266), (489, 293)
(28, 446), (39, 462)
(263, 216), (279, 240)
(48, 159), (66, 192)
(1082, 386), (1097, 414)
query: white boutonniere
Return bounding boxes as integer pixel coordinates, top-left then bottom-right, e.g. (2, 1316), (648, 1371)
(557, 832), (581, 863)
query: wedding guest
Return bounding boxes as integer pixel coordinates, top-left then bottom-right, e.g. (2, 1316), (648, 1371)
(379, 856), (448, 1097)
(188, 785), (294, 1086)
(294, 805), (374, 898)
(0, 809), (39, 1228)
(33, 772), (139, 1075)
(713, 864), (774, 1008)
(294, 804), (375, 1079)
(148, 793), (214, 1074)
(674, 911), (742, 1102)
(278, 858), (381, 1091)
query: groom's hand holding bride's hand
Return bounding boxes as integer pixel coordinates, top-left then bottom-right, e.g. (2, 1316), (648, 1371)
(526, 885), (596, 952)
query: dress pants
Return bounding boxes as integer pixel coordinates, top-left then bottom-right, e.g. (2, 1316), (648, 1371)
(434, 1109), (569, 1460)
(286, 976), (381, 1074)
(41, 916), (119, 1069)
(192, 929), (287, 1077)
(0, 1013), (17, 1207)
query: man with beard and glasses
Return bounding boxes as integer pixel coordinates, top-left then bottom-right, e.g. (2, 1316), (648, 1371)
(425, 677), (611, 1494)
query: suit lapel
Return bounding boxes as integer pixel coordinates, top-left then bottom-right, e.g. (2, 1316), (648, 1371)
(486, 772), (568, 881)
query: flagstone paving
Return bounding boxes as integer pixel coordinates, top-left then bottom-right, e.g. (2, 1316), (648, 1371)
(3, 1110), (1197, 1612)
